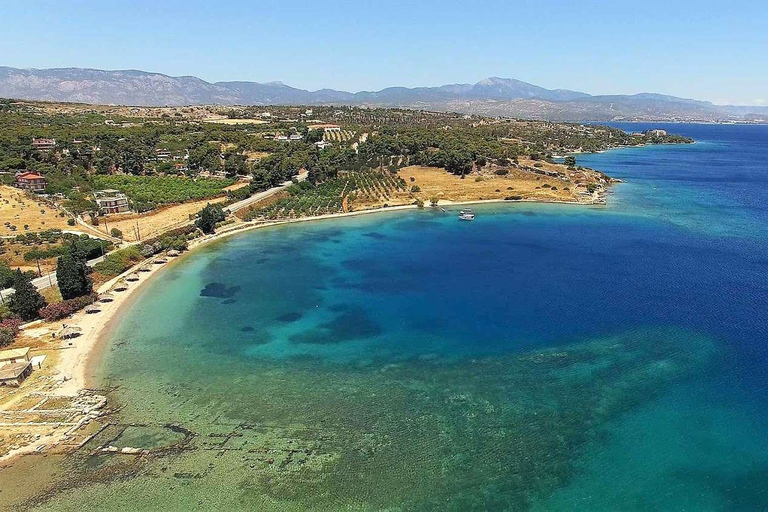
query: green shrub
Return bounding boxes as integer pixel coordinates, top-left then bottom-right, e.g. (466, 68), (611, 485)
(93, 175), (235, 209)
(0, 327), (16, 347)
(93, 246), (143, 278)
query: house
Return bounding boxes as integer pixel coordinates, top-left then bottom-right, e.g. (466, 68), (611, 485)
(289, 133), (303, 142)
(31, 138), (56, 151)
(309, 124), (341, 133)
(94, 189), (130, 214)
(644, 129), (668, 138)
(0, 347), (31, 367)
(314, 140), (332, 150)
(276, 135), (289, 141)
(174, 162), (189, 173)
(155, 149), (172, 161)
(0, 361), (32, 387)
(15, 172), (47, 192)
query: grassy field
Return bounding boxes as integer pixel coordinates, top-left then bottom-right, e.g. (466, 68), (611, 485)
(93, 196), (229, 242)
(0, 186), (70, 236)
(396, 162), (580, 205)
(92, 175), (236, 211)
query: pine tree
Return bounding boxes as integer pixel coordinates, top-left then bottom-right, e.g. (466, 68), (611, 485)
(195, 204), (226, 234)
(56, 253), (92, 300)
(8, 270), (46, 321)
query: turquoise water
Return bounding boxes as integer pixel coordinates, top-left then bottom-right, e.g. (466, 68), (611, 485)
(35, 125), (768, 510)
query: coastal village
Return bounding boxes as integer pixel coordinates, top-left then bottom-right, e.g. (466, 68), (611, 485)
(0, 99), (692, 469)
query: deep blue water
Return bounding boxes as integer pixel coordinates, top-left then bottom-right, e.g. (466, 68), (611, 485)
(47, 124), (768, 510)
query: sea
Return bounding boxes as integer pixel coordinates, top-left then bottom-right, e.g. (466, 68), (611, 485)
(17, 124), (768, 510)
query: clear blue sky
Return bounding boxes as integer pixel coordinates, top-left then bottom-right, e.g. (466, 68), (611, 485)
(1, 0), (766, 105)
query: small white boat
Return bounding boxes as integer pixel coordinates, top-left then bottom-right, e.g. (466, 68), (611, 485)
(458, 209), (475, 221)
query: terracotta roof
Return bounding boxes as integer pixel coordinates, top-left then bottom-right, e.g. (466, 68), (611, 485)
(16, 172), (46, 180)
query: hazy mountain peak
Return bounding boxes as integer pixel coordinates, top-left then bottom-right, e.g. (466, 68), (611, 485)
(0, 66), (764, 122)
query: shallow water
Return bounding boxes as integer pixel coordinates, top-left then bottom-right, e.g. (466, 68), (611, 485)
(21, 124), (768, 510)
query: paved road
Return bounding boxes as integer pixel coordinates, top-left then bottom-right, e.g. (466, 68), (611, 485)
(0, 253), (108, 299)
(225, 171), (307, 214)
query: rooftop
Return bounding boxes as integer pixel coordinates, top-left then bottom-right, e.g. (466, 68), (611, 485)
(0, 347), (30, 361)
(0, 361), (31, 380)
(16, 172), (46, 180)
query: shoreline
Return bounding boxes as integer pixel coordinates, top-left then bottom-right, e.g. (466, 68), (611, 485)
(2, 195), (605, 465)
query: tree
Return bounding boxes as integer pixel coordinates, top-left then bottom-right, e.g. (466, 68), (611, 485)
(305, 129), (324, 144)
(0, 261), (17, 289)
(23, 249), (46, 276)
(564, 156), (577, 168)
(224, 153), (247, 177)
(111, 228), (123, 239)
(195, 204), (226, 234)
(56, 253), (92, 300)
(250, 169), (273, 192)
(189, 144), (222, 173)
(8, 270), (46, 321)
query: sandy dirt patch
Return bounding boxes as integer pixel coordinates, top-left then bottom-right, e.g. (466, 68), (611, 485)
(0, 186), (70, 236)
(92, 197), (229, 242)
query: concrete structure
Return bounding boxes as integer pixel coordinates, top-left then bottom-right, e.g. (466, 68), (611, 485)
(644, 129), (668, 137)
(0, 347), (31, 367)
(31, 138), (56, 151)
(0, 361), (32, 387)
(94, 189), (130, 214)
(15, 172), (47, 192)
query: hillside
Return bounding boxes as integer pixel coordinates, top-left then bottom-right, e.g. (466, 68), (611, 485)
(1, 67), (767, 123)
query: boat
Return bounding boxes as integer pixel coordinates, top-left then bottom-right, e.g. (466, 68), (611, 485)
(458, 209), (475, 221)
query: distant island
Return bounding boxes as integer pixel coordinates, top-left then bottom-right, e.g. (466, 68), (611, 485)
(1, 66), (766, 123)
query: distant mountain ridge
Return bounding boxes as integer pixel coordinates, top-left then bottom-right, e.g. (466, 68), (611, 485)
(1, 66), (766, 123)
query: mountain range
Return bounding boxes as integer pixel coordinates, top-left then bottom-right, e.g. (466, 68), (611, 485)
(1, 66), (766, 123)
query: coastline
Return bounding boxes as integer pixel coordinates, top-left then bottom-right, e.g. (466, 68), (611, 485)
(2, 195), (605, 465)
(86, 196), (607, 383)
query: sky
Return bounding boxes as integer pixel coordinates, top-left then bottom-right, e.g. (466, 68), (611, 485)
(1, 0), (766, 105)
